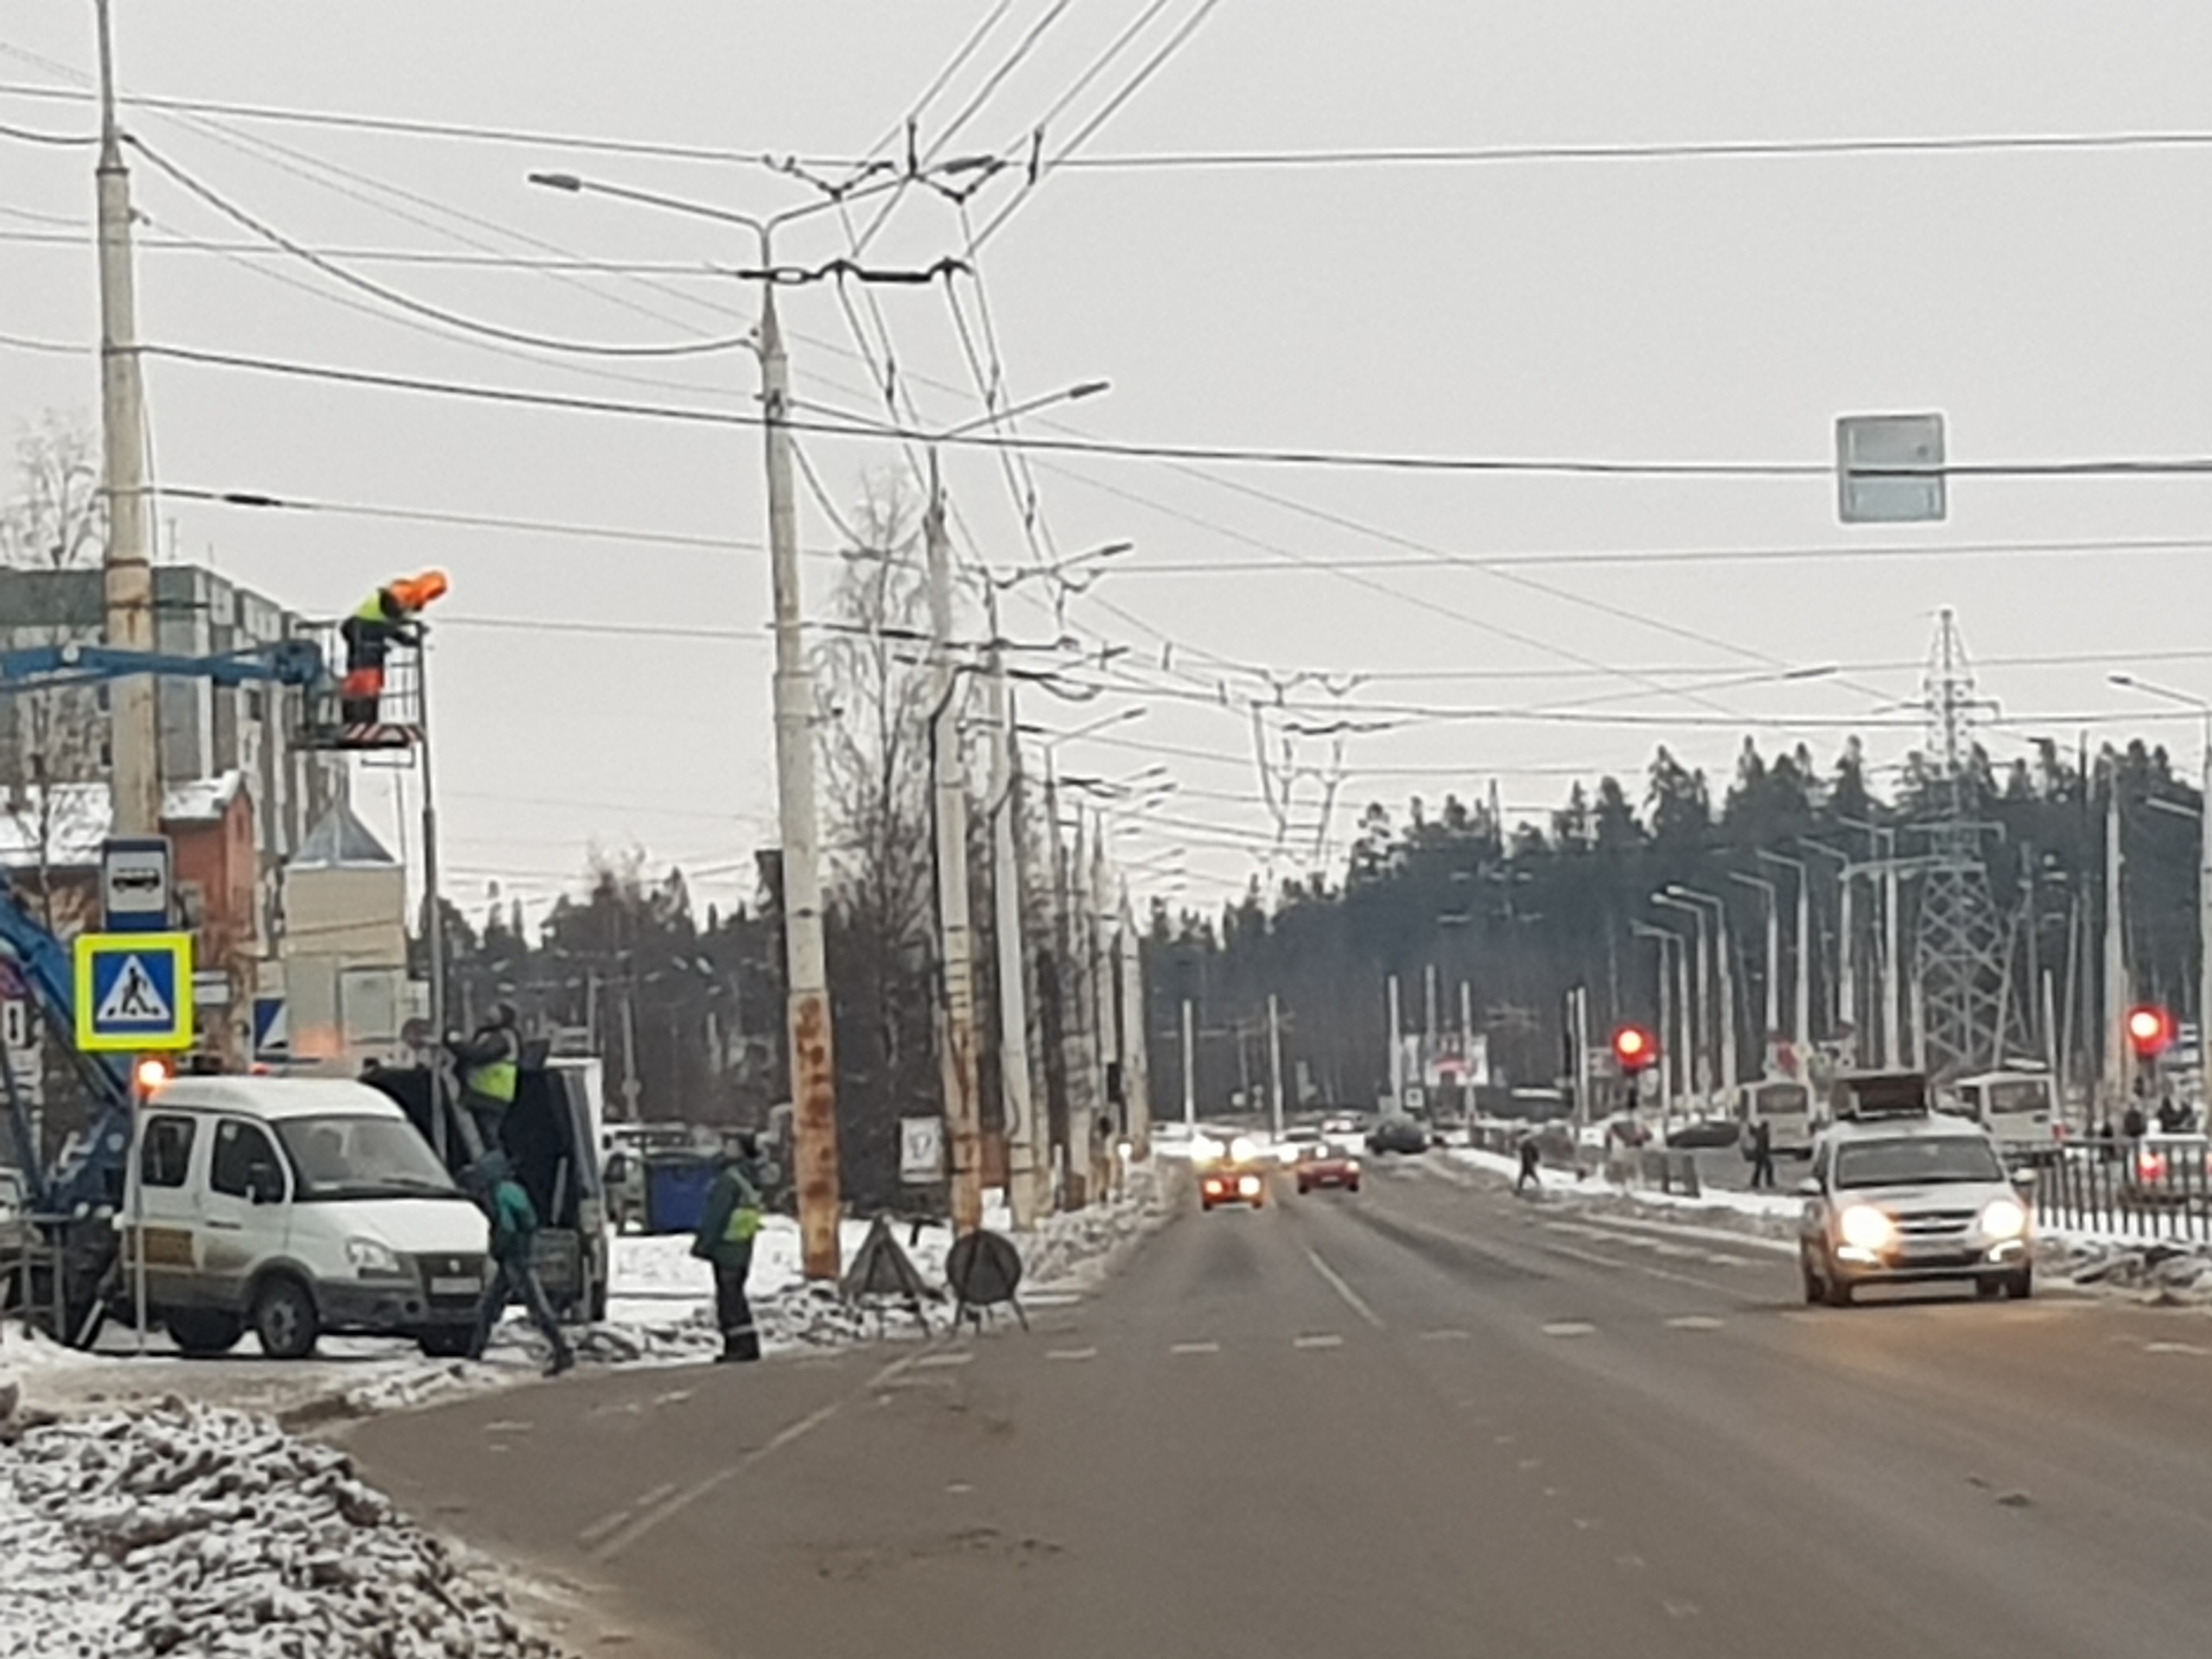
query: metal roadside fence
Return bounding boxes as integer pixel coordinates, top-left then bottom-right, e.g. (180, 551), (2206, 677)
(2018, 1137), (2212, 1243)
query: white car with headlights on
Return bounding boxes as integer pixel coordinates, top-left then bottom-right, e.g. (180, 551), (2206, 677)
(1797, 1080), (2033, 1307)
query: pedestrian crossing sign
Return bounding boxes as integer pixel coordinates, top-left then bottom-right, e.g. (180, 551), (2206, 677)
(74, 931), (194, 1052)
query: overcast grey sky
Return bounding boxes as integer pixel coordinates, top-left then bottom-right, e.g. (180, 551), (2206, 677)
(5, 2), (2210, 918)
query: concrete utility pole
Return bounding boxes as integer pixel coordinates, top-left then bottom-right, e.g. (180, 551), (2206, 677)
(1386, 974), (1404, 1114)
(2107, 676), (2212, 1102)
(1759, 851), (1813, 1073)
(1459, 980), (1475, 1117)
(95, 0), (159, 836)
(1054, 781), (1093, 1208)
(2103, 767), (2127, 1111)
(1884, 836), (1904, 1071)
(1732, 872), (1780, 1072)
(986, 652), (1041, 1229)
(1266, 992), (1286, 1141)
(1180, 996), (1197, 1128)
(1088, 822), (1116, 1198)
(924, 462), (983, 1235)
(1118, 881), (1152, 1160)
(1653, 892), (1713, 1106)
(760, 286), (842, 1279)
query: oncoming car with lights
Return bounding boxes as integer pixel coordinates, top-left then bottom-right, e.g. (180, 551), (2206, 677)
(1798, 1076), (2033, 1307)
(1193, 1130), (1267, 1211)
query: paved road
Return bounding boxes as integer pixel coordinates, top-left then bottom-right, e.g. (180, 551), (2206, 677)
(351, 1156), (2212, 1658)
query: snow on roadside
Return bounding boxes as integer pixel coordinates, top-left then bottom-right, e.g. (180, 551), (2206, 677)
(0, 1396), (565, 1658)
(1446, 1145), (2212, 1307)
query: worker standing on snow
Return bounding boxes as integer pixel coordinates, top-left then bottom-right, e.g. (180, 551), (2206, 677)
(339, 569), (447, 723)
(447, 1001), (523, 1154)
(693, 1138), (766, 1363)
(467, 1153), (575, 1376)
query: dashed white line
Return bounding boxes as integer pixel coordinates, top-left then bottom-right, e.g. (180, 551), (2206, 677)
(1665, 1315), (1726, 1332)
(1541, 1320), (1598, 1338)
(1046, 1346), (1098, 1362)
(1293, 1332), (1344, 1350)
(1419, 1328), (1471, 1342)
(913, 1351), (975, 1369)
(1305, 1248), (1386, 1329)
(1171, 1341), (1221, 1356)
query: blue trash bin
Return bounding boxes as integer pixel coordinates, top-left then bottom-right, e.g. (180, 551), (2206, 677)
(643, 1154), (719, 1236)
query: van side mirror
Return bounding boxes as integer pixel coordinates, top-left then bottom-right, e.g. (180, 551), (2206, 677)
(249, 1170), (284, 1205)
(1794, 1177), (1821, 1199)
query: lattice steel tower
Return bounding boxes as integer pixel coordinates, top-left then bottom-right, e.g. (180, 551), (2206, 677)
(1911, 609), (2024, 1077)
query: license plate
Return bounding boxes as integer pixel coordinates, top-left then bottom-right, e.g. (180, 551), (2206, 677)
(430, 1274), (480, 1296)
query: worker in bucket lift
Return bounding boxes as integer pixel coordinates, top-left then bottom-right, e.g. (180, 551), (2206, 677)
(339, 569), (448, 722)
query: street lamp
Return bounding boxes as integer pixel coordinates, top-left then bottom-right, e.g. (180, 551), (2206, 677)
(1758, 849), (1814, 1076)
(2111, 671), (2212, 1071)
(1651, 893), (1714, 1106)
(1630, 921), (1688, 1126)
(1664, 885), (1738, 1096)
(1729, 870), (1780, 1071)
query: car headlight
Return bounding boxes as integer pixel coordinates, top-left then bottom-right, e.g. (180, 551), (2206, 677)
(346, 1236), (406, 1277)
(1979, 1197), (2029, 1240)
(1230, 1136), (1256, 1163)
(1192, 1135), (1222, 1161)
(1837, 1205), (1895, 1252)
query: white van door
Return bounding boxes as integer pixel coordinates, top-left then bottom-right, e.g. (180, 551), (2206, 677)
(130, 1109), (207, 1307)
(201, 1116), (291, 1306)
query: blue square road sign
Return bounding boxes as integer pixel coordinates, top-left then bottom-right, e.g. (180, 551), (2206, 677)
(74, 931), (194, 1052)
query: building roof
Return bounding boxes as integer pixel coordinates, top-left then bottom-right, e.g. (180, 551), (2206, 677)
(289, 799), (396, 869)
(0, 772), (247, 870)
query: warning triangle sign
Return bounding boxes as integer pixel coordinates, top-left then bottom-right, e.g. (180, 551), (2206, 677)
(98, 955), (172, 1026)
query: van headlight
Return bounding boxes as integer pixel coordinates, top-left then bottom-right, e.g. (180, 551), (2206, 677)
(1979, 1197), (2028, 1240)
(1838, 1205), (1895, 1252)
(346, 1236), (406, 1277)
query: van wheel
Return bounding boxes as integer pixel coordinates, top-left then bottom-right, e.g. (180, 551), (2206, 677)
(165, 1309), (243, 1357)
(1800, 1254), (1823, 1306)
(251, 1276), (320, 1360)
(1821, 1258), (1854, 1308)
(2008, 1268), (2034, 1301)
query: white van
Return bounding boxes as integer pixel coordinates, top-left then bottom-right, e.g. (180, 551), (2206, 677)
(123, 1075), (490, 1359)
(1952, 1071), (2059, 1157)
(1739, 1078), (1816, 1157)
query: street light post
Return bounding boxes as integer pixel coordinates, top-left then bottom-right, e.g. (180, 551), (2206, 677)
(2111, 673), (2212, 1086)
(1759, 849), (1813, 1076)
(527, 167), (948, 1280)
(1667, 887), (1737, 1097)
(1731, 871), (1780, 1076)
(1631, 922), (1683, 1128)
(1652, 893), (1713, 1107)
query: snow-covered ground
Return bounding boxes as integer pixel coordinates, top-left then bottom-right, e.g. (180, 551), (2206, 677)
(0, 1167), (1174, 1656)
(0, 1396), (563, 1657)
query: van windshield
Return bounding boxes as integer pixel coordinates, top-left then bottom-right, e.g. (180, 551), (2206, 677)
(1756, 1085), (1809, 1116)
(276, 1115), (461, 1200)
(1835, 1135), (2005, 1189)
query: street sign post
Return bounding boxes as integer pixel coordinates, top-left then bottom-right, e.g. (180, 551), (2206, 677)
(73, 931), (194, 1052)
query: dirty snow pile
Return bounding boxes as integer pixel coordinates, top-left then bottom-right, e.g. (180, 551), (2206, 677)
(2043, 1236), (2212, 1303)
(0, 1397), (564, 1658)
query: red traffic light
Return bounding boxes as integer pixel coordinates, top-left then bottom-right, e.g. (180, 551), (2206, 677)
(2126, 1005), (2175, 1059)
(1611, 1024), (1659, 1073)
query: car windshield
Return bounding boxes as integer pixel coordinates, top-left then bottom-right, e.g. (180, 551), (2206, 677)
(1834, 1136), (2005, 1189)
(276, 1115), (461, 1199)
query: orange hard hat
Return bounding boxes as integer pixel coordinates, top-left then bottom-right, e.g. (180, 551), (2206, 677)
(390, 569), (449, 611)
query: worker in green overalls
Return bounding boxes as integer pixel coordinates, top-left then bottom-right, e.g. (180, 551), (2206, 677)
(447, 1002), (523, 1156)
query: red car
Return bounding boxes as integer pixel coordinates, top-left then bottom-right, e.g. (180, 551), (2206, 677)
(1294, 1142), (1362, 1195)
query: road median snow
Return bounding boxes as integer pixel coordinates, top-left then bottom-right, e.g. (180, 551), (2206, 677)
(0, 1394), (566, 1658)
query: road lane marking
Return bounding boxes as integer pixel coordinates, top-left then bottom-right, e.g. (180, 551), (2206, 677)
(1293, 1333), (1344, 1350)
(914, 1352), (975, 1369)
(2145, 1340), (2212, 1356)
(1171, 1341), (1221, 1356)
(632, 1483), (676, 1510)
(1046, 1347), (1097, 1362)
(575, 1510), (632, 1548)
(1665, 1315), (1726, 1331)
(594, 1348), (924, 1561)
(1419, 1328), (1471, 1341)
(1541, 1321), (1597, 1338)
(1306, 1248), (1386, 1328)
(1541, 1242), (1624, 1271)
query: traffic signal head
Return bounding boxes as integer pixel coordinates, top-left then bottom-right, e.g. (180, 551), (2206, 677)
(1612, 1024), (1659, 1073)
(2126, 1005), (2175, 1059)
